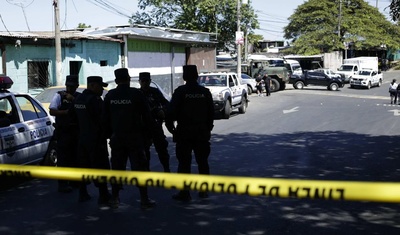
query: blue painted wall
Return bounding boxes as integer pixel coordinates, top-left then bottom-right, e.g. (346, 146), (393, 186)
(4, 39), (121, 94)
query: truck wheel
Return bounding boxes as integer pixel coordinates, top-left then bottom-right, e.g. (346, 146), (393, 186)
(294, 81), (304, 89)
(221, 100), (231, 119)
(367, 82), (371, 89)
(247, 85), (252, 94)
(238, 96), (247, 114)
(270, 79), (280, 92)
(329, 83), (339, 91)
(350, 85), (354, 88)
(41, 140), (57, 166)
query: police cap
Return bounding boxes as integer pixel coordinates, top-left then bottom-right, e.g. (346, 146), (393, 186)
(114, 68), (130, 83)
(183, 65), (198, 81)
(65, 75), (79, 86)
(139, 72), (151, 81)
(87, 76), (108, 87)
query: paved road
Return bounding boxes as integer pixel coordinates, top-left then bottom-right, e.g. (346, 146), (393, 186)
(1, 71), (400, 235)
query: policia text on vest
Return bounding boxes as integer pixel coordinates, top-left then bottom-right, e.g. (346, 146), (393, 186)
(1, 164), (400, 203)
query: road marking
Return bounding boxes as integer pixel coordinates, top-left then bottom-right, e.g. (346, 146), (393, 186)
(283, 106), (299, 114)
(388, 109), (400, 116)
(284, 89), (387, 100)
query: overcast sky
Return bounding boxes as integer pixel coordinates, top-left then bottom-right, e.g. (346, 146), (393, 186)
(0, 0), (392, 41)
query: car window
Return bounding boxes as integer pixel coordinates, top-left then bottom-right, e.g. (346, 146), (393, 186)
(0, 96), (18, 125)
(15, 95), (47, 121)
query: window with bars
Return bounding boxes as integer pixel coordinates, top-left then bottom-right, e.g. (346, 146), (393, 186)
(27, 61), (50, 89)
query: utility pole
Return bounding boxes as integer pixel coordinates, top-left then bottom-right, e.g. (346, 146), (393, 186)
(53, 0), (62, 85)
(236, 0), (241, 77)
(338, 0), (342, 38)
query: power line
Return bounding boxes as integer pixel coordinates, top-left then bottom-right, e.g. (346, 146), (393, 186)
(85, 0), (133, 19)
(0, 14), (12, 35)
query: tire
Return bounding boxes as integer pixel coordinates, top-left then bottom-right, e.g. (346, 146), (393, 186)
(378, 80), (382, 87)
(247, 85), (252, 94)
(367, 82), (371, 89)
(329, 82), (339, 91)
(238, 96), (247, 114)
(294, 81), (304, 89)
(221, 100), (231, 119)
(270, 79), (280, 92)
(41, 140), (57, 166)
(350, 85), (354, 88)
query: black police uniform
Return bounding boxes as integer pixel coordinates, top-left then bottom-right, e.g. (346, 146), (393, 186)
(263, 75), (271, 96)
(52, 76), (81, 192)
(71, 88), (110, 202)
(166, 69), (214, 200)
(55, 90), (80, 168)
(140, 86), (171, 172)
(103, 83), (156, 206)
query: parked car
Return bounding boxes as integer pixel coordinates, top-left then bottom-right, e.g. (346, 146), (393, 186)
(350, 69), (383, 89)
(198, 71), (248, 119)
(0, 75), (57, 166)
(106, 77), (170, 100)
(240, 73), (257, 94)
(289, 70), (344, 91)
(35, 85), (113, 110)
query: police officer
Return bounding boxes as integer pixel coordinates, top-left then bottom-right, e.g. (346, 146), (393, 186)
(103, 68), (156, 209)
(263, 73), (271, 96)
(139, 72), (171, 172)
(166, 65), (214, 201)
(49, 75), (80, 193)
(70, 76), (110, 204)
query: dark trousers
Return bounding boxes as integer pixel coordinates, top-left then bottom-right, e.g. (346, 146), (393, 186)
(265, 85), (271, 96)
(77, 140), (110, 195)
(56, 128), (78, 187)
(110, 140), (150, 200)
(175, 138), (210, 175)
(145, 123), (170, 172)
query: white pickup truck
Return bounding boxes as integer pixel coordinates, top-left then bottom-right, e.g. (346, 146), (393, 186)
(198, 71), (248, 119)
(349, 69), (383, 89)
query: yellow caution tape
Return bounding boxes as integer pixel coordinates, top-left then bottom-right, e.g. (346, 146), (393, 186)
(1, 164), (400, 203)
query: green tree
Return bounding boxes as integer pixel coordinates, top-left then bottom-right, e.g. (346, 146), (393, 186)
(283, 0), (400, 55)
(130, 0), (260, 51)
(77, 23), (91, 28)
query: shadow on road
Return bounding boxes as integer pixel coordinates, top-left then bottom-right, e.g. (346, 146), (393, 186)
(1, 131), (400, 235)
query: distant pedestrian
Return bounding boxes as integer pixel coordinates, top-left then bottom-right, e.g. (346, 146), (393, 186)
(139, 72), (171, 172)
(389, 79), (398, 104)
(263, 73), (271, 96)
(166, 65), (214, 201)
(70, 76), (111, 205)
(255, 74), (263, 96)
(49, 75), (80, 193)
(103, 68), (156, 209)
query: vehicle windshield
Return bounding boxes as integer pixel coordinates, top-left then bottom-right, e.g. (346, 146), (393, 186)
(338, 65), (354, 71)
(358, 71), (372, 75)
(198, 75), (227, 86)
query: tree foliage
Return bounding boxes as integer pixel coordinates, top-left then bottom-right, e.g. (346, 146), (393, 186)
(283, 0), (400, 55)
(77, 23), (91, 28)
(130, 0), (260, 51)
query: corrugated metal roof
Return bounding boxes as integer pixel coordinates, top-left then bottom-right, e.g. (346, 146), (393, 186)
(0, 25), (216, 44)
(83, 25), (216, 44)
(0, 31), (122, 42)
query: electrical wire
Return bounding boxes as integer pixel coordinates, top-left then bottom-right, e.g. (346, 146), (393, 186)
(85, 0), (133, 19)
(0, 14), (12, 35)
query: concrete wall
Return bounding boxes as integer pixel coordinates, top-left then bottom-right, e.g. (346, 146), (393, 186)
(4, 39), (121, 94)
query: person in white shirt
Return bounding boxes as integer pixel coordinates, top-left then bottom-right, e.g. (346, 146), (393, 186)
(389, 79), (398, 104)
